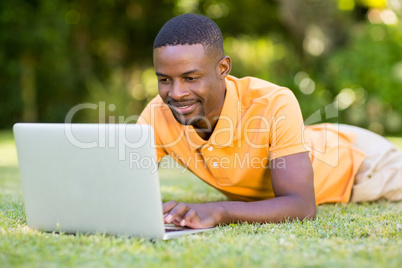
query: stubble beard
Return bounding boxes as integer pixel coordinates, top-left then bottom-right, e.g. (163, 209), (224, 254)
(171, 105), (206, 126)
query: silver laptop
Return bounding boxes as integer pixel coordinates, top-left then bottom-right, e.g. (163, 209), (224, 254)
(13, 123), (212, 240)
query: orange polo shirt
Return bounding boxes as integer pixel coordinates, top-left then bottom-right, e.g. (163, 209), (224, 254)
(138, 75), (365, 204)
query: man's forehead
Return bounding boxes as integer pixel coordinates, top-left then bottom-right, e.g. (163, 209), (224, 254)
(153, 44), (211, 73)
(153, 44), (206, 59)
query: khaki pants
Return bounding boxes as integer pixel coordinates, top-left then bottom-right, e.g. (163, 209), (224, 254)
(338, 124), (402, 202)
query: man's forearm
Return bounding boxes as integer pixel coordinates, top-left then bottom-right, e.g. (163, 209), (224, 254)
(211, 195), (316, 224)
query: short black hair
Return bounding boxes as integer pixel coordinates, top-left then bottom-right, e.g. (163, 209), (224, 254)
(153, 14), (224, 58)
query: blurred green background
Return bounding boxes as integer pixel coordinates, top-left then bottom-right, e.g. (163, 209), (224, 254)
(1, 0), (401, 134)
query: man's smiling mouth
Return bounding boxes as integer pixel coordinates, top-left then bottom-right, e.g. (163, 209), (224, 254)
(178, 104), (191, 108)
(169, 102), (198, 115)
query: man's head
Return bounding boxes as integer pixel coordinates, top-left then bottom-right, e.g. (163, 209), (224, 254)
(153, 14), (231, 136)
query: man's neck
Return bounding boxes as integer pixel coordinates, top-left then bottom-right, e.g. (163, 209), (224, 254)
(193, 88), (227, 141)
(194, 127), (214, 141)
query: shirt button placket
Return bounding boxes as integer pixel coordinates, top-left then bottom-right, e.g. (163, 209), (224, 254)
(206, 145), (231, 186)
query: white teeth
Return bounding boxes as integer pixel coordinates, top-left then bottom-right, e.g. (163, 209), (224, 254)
(178, 105), (190, 109)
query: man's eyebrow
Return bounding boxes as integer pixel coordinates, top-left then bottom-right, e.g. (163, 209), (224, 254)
(155, 72), (168, 77)
(181, 69), (199, 76)
(155, 69), (200, 77)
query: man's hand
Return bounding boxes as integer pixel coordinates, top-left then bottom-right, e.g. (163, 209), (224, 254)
(163, 201), (224, 229)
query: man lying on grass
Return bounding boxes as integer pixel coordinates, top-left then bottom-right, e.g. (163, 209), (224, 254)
(137, 14), (402, 229)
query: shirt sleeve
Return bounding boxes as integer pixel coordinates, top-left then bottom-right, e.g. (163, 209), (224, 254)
(267, 88), (310, 160)
(137, 102), (168, 163)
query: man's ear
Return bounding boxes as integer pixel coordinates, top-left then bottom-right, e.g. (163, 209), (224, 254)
(218, 56), (232, 79)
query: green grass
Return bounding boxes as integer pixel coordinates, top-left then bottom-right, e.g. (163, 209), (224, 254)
(1, 130), (401, 267)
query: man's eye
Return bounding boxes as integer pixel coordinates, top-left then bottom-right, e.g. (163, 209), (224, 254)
(159, 78), (170, 83)
(186, 77), (197, 81)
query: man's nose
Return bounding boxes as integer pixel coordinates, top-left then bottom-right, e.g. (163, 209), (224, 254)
(168, 80), (189, 100)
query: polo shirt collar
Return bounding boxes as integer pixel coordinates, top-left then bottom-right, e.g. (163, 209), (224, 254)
(184, 77), (241, 150)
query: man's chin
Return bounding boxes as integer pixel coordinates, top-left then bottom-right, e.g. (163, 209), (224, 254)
(171, 111), (206, 127)
(172, 114), (200, 126)
(174, 118), (192, 125)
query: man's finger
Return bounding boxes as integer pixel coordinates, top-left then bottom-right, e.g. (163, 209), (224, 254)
(164, 202), (189, 224)
(181, 208), (197, 227)
(162, 200), (178, 214)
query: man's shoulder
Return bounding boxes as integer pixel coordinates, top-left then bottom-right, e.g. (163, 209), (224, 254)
(226, 75), (281, 89)
(226, 75), (296, 107)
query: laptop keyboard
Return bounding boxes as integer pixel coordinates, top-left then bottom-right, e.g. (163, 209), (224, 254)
(164, 225), (189, 232)
(165, 228), (185, 233)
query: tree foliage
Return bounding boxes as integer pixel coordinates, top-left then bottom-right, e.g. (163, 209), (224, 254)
(1, 0), (401, 134)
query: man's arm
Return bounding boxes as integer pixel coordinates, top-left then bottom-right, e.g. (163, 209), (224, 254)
(163, 151), (316, 228)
